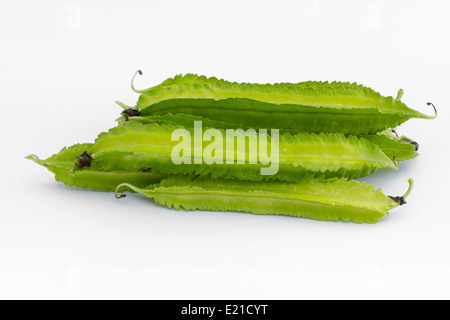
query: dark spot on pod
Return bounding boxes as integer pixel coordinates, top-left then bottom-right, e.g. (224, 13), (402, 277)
(389, 196), (407, 206)
(75, 151), (92, 168)
(122, 108), (141, 117)
(411, 141), (419, 151)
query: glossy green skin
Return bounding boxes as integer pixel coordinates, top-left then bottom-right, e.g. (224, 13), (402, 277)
(121, 113), (419, 162)
(117, 175), (400, 223)
(126, 74), (435, 134)
(90, 123), (396, 182)
(26, 143), (167, 191)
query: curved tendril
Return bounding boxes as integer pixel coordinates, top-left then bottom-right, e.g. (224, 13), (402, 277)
(389, 178), (414, 206)
(115, 183), (138, 199)
(403, 178), (414, 199)
(131, 70), (145, 93)
(391, 129), (399, 138)
(426, 102), (438, 118)
(115, 183), (128, 199)
(393, 156), (398, 169)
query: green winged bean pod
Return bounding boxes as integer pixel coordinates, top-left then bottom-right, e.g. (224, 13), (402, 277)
(26, 144), (168, 191)
(119, 113), (419, 162)
(81, 122), (397, 182)
(118, 72), (437, 135)
(115, 175), (414, 224)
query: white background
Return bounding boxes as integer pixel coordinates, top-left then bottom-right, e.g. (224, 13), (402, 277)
(1, 0), (449, 300)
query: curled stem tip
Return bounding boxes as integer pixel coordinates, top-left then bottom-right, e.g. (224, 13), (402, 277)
(389, 178), (414, 206)
(115, 183), (137, 199)
(426, 102), (438, 118)
(115, 185), (127, 199)
(403, 178), (414, 199)
(131, 70), (145, 93)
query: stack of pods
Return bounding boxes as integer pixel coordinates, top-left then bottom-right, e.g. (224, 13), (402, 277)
(28, 71), (437, 223)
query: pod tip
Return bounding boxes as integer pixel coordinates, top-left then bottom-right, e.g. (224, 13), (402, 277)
(396, 89), (404, 101)
(131, 70), (145, 93)
(426, 102), (438, 119)
(389, 178), (414, 206)
(115, 183), (132, 199)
